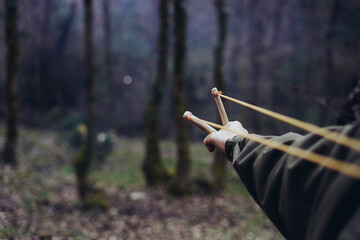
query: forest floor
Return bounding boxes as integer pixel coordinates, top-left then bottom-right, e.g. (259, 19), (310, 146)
(0, 128), (284, 240)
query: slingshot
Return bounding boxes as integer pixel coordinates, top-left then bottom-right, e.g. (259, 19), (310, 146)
(184, 88), (360, 180)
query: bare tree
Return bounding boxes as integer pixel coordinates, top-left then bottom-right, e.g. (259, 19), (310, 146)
(36, 0), (53, 110)
(322, 0), (341, 122)
(247, 0), (264, 131)
(169, 0), (192, 195)
(3, 0), (20, 166)
(75, 0), (96, 202)
(212, 0), (228, 190)
(142, 0), (171, 186)
(103, 0), (117, 129)
(73, 0), (109, 210)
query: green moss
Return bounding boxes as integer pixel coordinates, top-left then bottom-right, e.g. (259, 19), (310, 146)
(243, 212), (270, 234)
(82, 188), (110, 211)
(0, 227), (19, 238)
(60, 164), (74, 175)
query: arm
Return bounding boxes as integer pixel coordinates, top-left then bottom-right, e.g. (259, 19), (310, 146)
(205, 121), (360, 240)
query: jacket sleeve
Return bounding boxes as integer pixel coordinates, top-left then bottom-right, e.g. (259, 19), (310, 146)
(226, 122), (360, 240)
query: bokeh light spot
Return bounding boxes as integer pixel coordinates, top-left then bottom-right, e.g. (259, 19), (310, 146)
(123, 75), (133, 85)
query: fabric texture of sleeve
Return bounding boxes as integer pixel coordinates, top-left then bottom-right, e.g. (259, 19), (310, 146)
(230, 122), (360, 240)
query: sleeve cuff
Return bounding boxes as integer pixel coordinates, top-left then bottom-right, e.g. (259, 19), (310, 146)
(225, 135), (243, 161)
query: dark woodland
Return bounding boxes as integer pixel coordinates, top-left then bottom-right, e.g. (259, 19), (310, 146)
(1, 0), (360, 133)
(1, 0), (360, 239)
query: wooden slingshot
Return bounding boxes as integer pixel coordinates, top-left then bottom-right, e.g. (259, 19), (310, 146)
(183, 87), (228, 134)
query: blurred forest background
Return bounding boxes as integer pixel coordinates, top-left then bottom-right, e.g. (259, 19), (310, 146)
(1, 0), (360, 134)
(1, 0), (360, 239)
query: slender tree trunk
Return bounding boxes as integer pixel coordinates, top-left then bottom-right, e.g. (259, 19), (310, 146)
(248, 0), (262, 131)
(303, 1), (326, 125)
(321, 0), (340, 125)
(36, 0), (53, 111)
(212, 0), (228, 190)
(56, 3), (77, 109)
(103, 0), (116, 129)
(313, 1), (340, 126)
(142, 0), (170, 186)
(84, 0), (96, 179)
(3, 0), (20, 166)
(75, 0), (96, 200)
(169, 0), (191, 195)
(269, 0), (287, 133)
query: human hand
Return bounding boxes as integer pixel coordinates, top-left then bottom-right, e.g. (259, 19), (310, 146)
(203, 121), (248, 156)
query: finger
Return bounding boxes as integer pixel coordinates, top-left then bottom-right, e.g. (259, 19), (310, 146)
(205, 143), (215, 152)
(204, 136), (216, 152)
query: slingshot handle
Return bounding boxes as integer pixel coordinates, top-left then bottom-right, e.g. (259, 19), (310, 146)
(212, 87), (229, 125)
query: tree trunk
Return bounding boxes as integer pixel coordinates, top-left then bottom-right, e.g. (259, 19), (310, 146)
(75, 0), (96, 201)
(142, 0), (171, 186)
(103, 0), (117, 130)
(169, 0), (191, 195)
(321, 0), (340, 124)
(37, 0), (53, 111)
(212, 0), (228, 190)
(3, 0), (20, 166)
(56, 2), (77, 109)
(73, 0), (109, 210)
(248, 0), (262, 131)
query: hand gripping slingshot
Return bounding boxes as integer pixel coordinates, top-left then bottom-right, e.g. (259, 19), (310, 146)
(183, 88), (360, 180)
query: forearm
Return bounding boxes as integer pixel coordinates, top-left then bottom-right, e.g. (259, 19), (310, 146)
(227, 123), (360, 239)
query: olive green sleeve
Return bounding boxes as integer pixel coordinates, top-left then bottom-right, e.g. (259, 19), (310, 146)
(228, 123), (360, 240)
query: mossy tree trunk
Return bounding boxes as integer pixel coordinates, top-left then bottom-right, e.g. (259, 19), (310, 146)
(142, 0), (171, 186)
(169, 0), (192, 195)
(103, 0), (117, 130)
(212, 0), (228, 190)
(3, 0), (20, 166)
(75, 0), (96, 201)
